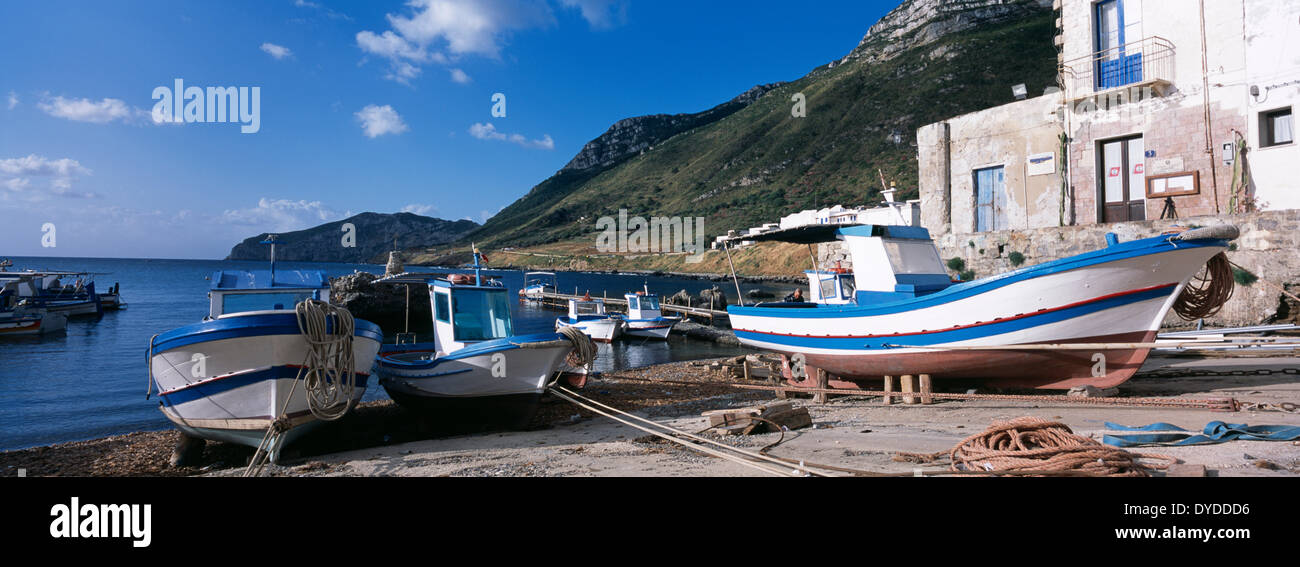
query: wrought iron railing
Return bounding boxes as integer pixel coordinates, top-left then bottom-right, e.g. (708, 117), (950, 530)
(1062, 36), (1175, 96)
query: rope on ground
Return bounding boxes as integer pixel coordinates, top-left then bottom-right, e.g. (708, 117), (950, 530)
(1173, 252), (1234, 320)
(944, 417), (1176, 477)
(548, 386), (819, 477)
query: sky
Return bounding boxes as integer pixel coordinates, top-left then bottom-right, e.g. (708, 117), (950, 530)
(0, 0), (900, 259)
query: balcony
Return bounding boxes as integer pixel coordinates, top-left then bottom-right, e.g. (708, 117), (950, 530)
(1062, 36), (1175, 101)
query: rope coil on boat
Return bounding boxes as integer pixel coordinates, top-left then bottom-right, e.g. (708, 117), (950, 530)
(1173, 252), (1235, 321)
(295, 299), (358, 421)
(558, 325), (598, 369)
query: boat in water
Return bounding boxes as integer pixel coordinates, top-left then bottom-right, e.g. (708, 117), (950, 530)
(0, 270), (113, 317)
(0, 278), (67, 336)
(724, 223), (1238, 390)
(555, 295), (623, 343)
(374, 254), (595, 428)
(518, 271), (558, 300)
(613, 290), (681, 339)
(147, 243), (382, 461)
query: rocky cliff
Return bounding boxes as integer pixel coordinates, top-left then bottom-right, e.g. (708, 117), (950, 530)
(226, 212), (478, 263)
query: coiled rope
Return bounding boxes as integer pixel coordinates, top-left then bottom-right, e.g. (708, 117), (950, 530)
(295, 299), (357, 421)
(1173, 251), (1234, 320)
(945, 417), (1175, 477)
(245, 300), (358, 476)
(558, 325), (598, 369)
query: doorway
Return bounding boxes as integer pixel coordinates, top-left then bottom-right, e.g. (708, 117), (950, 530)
(1098, 136), (1145, 222)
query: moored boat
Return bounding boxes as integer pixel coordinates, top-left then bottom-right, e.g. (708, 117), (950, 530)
(0, 281), (67, 336)
(374, 255), (595, 428)
(555, 295), (623, 343)
(725, 223), (1239, 390)
(519, 271), (558, 300)
(613, 290), (681, 340)
(148, 262), (382, 461)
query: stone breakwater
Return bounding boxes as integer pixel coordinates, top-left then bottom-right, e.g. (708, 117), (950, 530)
(331, 272), (430, 333)
(817, 209), (1300, 328)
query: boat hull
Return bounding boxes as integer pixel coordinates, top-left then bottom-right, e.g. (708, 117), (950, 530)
(729, 238), (1227, 389)
(0, 311), (67, 336)
(150, 312), (383, 452)
(621, 318), (678, 340)
(556, 317), (622, 343)
(375, 333), (573, 427)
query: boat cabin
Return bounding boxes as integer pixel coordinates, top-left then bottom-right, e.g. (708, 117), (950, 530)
(624, 292), (663, 319)
(428, 277), (514, 353)
(725, 224), (953, 306)
(803, 270), (857, 305)
(567, 298), (610, 320)
(521, 272), (558, 293)
(207, 270), (329, 320)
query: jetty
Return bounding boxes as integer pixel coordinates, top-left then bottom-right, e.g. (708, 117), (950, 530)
(534, 290), (729, 324)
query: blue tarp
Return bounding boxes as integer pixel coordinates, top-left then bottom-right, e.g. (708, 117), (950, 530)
(1103, 421), (1300, 447)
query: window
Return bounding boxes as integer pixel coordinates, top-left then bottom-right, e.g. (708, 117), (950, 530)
(628, 296), (639, 310)
(1262, 108), (1293, 148)
(221, 291), (316, 315)
(642, 297), (660, 311)
(434, 292), (450, 323)
(451, 289), (513, 341)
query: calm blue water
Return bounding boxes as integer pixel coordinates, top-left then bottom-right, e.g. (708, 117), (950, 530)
(0, 257), (779, 450)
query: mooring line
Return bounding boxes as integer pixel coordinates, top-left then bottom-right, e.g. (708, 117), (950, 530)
(547, 386), (820, 477)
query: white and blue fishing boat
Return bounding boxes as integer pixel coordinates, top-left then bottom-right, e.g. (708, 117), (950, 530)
(374, 252), (595, 427)
(613, 290), (681, 340)
(148, 239), (382, 459)
(518, 271), (558, 300)
(725, 223), (1238, 390)
(0, 277), (67, 336)
(555, 295), (623, 343)
(0, 270), (108, 317)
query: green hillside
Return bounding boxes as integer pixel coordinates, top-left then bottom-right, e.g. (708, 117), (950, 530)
(467, 0), (1056, 249)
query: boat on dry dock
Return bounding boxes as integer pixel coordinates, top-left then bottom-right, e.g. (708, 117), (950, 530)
(724, 223), (1239, 390)
(147, 241), (382, 461)
(374, 253), (596, 427)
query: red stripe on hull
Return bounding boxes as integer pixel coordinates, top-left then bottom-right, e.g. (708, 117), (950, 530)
(784, 331), (1155, 390)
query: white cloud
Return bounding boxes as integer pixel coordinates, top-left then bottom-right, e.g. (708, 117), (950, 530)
(401, 203), (439, 216)
(468, 122), (554, 150)
(260, 42), (294, 60)
(449, 68), (471, 84)
(6, 91), (16, 110)
(219, 198), (344, 231)
(0, 154), (95, 200)
(38, 96), (132, 123)
(355, 104), (409, 138)
(294, 0), (352, 22)
(559, 0), (628, 29)
(356, 0), (553, 83)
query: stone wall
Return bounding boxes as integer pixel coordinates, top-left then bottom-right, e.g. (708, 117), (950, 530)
(819, 209), (1300, 328)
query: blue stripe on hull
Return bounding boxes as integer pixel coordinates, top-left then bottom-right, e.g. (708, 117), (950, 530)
(150, 312), (384, 354)
(159, 365), (371, 406)
(734, 284), (1174, 350)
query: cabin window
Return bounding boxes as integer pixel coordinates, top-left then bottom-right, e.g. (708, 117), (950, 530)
(452, 289), (513, 341)
(1261, 108), (1293, 148)
(628, 296), (639, 310)
(642, 297), (659, 310)
(574, 302), (601, 316)
(883, 240), (946, 275)
(839, 276), (856, 298)
(434, 292), (450, 323)
(220, 291), (315, 314)
(819, 278), (837, 300)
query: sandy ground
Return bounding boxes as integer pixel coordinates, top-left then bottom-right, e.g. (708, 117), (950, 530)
(263, 354), (1300, 478)
(5, 354), (1297, 477)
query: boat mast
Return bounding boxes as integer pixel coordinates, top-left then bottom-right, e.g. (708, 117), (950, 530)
(472, 242), (482, 286)
(261, 235), (278, 281)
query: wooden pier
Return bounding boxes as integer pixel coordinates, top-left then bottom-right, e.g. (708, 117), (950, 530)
(534, 291), (729, 324)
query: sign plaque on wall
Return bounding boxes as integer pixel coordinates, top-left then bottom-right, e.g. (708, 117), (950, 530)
(1146, 171), (1200, 198)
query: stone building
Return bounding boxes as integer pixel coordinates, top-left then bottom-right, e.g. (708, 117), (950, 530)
(905, 0), (1300, 327)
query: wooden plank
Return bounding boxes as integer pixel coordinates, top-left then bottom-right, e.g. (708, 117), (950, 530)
(883, 375), (894, 406)
(1166, 464), (1207, 477)
(813, 369), (828, 404)
(920, 374), (933, 405)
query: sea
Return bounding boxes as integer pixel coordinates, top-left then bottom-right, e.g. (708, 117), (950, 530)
(0, 256), (791, 451)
